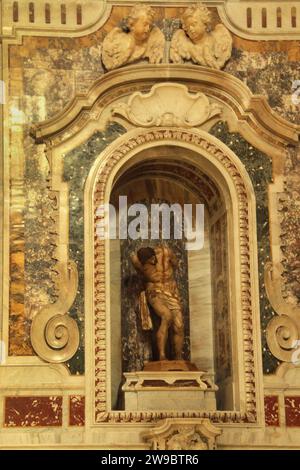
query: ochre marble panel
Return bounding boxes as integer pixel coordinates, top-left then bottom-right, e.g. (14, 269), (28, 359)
(285, 396), (300, 427)
(264, 396), (280, 427)
(4, 396), (63, 427)
(69, 396), (85, 426)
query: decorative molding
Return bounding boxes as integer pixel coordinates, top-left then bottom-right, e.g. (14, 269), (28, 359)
(265, 262), (300, 364)
(30, 261), (80, 363)
(219, 2), (300, 41)
(91, 127), (260, 424)
(3, 1), (300, 41)
(122, 371), (217, 391)
(111, 83), (222, 128)
(1, 0), (111, 38)
(30, 65), (300, 150)
(142, 418), (222, 450)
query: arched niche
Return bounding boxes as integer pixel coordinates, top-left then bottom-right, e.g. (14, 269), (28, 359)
(108, 148), (231, 411)
(85, 127), (263, 424)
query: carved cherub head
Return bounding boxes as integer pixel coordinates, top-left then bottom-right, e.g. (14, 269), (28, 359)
(181, 4), (212, 43)
(126, 4), (156, 43)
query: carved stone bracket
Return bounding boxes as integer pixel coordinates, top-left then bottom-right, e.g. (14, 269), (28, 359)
(30, 261), (80, 363)
(143, 418), (222, 450)
(111, 83), (222, 128)
(265, 262), (300, 364)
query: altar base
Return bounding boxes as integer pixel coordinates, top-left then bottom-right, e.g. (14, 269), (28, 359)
(122, 370), (218, 411)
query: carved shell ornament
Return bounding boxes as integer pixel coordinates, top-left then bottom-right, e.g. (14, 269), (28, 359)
(111, 83), (222, 128)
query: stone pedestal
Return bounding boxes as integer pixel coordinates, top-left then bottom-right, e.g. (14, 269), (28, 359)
(143, 360), (198, 371)
(122, 370), (218, 411)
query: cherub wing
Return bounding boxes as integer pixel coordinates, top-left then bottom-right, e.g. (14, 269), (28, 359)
(101, 28), (132, 70)
(145, 26), (165, 64)
(210, 24), (232, 69)
(170, 29), (192, 64)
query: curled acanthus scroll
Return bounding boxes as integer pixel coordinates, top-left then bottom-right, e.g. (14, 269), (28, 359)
(30, 261), (80, 363)
(265, 262), (300, 364)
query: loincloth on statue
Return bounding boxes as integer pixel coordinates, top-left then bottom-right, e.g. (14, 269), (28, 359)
(139, 288), (182, 331)
(146, 288), (181, 311)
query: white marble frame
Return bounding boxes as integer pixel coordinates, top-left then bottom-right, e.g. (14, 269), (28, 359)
(84, 127), (264, 427)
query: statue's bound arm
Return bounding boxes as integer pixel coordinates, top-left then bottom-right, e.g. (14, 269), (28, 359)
(169, 248), (178, 268)
(130, 252), (143, 272)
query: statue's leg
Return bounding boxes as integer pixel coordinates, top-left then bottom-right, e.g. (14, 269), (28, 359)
(173, 309), (184, 360)
(157, 317), (171, 361)
(147, 296), (172, 361)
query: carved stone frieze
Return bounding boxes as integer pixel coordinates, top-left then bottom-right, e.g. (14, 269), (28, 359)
(143, 418), (221, 450)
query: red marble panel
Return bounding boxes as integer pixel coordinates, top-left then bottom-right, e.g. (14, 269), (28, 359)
(69, 395), (85, 426)
(285, 396), (300, 427)
(264, 395), (279, 426)
(4, 396), (63, 427)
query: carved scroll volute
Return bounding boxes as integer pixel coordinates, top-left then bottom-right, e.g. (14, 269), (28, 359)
(265, 262), (300, 363)
(30, 261), (80, 363)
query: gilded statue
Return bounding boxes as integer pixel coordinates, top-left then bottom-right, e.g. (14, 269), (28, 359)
(101, 4), (165, 70)
(170, 4), (232, 69)
(131, 245), (184, 361)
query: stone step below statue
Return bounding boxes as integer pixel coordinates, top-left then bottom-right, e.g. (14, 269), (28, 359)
(143, 360), (199, 372)
(122, 367), (218, 412)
